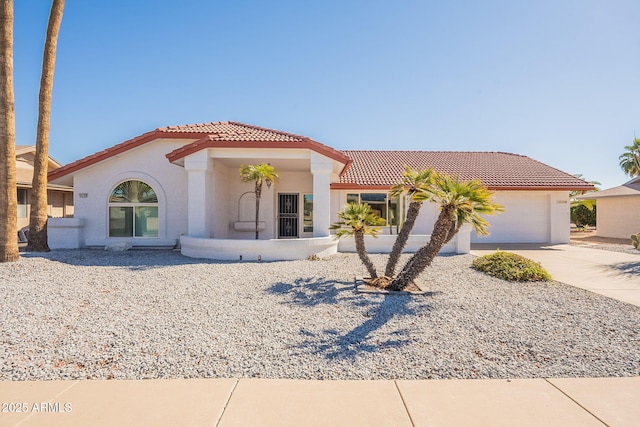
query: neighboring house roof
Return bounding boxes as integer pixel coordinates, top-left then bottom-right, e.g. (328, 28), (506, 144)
(16, 145), (63, 171)
(16, 145), (72, 191)
(47, 121), (594, 192)
(335, 150), (594, 191)
(577, 177), (640, 199)
(49, 121), (351, 182)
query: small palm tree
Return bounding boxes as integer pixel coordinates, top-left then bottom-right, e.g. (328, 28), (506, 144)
(619, 138), (640, 177)
(331, 203), (386, 279)
(384, 166), (435, 277)
(389, 174), (503, 291)
(239, 163), (279, 239)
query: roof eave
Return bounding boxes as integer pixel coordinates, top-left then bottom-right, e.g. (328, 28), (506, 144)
(48, 130), (206, 182)
(166, 137), (352, 166)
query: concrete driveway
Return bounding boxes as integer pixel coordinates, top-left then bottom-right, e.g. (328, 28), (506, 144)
(471, 244), (640, 307)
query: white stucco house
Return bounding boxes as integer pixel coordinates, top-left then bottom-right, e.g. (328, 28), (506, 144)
(48, 121), (593, 260)
(577, 177), (640, 239)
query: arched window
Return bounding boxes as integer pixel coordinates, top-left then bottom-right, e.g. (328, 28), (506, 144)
(108, 180), (159, 237)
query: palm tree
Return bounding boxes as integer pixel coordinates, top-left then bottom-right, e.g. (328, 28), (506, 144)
(384, 166), (435, 277)
(331, 202), (386, 279)
(0, 0), (19, 262)
(389, 174), (503, 291)
(239, 163), (279, 239)
(619, 138), (640, 177)
(569, 173), (600, 211)
(27, 0), (65, 252)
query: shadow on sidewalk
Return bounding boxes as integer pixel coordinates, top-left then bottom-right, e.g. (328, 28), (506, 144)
(602, 261), (640, 278)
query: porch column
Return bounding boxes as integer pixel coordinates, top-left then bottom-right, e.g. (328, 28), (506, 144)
(184, 152), (212, 238)
(310, 154), (333, 237)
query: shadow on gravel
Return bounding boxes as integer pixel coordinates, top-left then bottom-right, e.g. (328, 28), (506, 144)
(268, 277), (434, 360)
(270, 277), (357, 307)
(19, 249), (244, 270)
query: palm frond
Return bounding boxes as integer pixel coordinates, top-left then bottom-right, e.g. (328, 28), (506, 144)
(331, 203), (385, 239)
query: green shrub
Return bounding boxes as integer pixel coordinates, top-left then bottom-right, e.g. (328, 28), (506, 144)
(570, 204), (596, 228)
(472, 251), (552, 282)
(631, 233), (640, 250)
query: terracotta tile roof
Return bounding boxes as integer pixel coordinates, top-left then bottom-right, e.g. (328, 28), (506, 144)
(336, 151), (594, 190)
(50, 121), (351, 181)
(48, 121), (593, 191)
(160, 121), (308, 142)
(164, 122), (351, 165)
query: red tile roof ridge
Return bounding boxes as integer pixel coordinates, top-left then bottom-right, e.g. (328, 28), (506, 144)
(340, 149), (527, 156)
(159, 121), (230, 131)
(226, 121), (311, 141)
(158, 121), (310, 142)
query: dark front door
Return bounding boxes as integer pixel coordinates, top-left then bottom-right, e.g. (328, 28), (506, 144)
(278, 193), (299, 238)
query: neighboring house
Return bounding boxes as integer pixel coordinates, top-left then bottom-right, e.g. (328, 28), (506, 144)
(48, 121), (592, 259)
(577, 177), (640, 239)
(16, 145), (74, 234)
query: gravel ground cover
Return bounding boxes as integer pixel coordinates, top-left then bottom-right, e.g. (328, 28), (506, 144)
(570, 230), (639, 255)
(1, 250), (639, 381)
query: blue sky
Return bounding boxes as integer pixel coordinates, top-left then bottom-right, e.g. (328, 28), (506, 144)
(13, 0), (640, 189)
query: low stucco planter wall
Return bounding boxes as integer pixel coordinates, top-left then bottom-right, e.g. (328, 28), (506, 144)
(337, 225), (471, 255)
(48, 217), (84, 249)
(180, 235), (339, 261)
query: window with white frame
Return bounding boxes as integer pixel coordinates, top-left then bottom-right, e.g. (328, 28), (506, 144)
(17, 189), (28, 218)
(303, 194), (313, 233)
(108, 180), (159, 237)
(346, 193), (399, 225)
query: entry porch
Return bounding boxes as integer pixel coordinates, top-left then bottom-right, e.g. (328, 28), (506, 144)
(175, 146), (344, 260)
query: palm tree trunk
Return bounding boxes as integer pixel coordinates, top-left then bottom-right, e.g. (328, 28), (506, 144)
(27, 0), (64, 252)
(355, 229), (378, 278)
(389, 205), (455, 291)
(254, 182), (261, 239)
(0, 0), (19, 262)
(384, 200), (422, 277)
(444, 220), (461, 244)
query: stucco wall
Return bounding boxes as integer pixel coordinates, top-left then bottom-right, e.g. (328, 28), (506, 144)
(596, 196), (640, 239)
(227, 174), (277, 240)
(71, 138), (190, 247)
(213, 161), (231, 239)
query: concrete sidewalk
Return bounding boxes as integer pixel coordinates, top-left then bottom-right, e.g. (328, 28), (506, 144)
(1, 377), (639, 426)
(471, 243), (640, 307)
